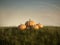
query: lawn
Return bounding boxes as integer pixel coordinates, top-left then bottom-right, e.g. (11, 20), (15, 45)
(0, 26), (60, 45)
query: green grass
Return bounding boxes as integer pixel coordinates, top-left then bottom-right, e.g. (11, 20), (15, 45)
(0, 26), (60, 45)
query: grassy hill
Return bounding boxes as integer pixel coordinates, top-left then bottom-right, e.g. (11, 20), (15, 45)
(0, 26), (60, 45)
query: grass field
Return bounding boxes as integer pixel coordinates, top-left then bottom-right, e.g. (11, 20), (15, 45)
(0, 26), (60, 45)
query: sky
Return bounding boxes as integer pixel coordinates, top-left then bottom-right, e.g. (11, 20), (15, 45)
(0, 0), (60, 26)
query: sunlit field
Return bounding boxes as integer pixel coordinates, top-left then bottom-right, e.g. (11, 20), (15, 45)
(0, 26), (60, 45)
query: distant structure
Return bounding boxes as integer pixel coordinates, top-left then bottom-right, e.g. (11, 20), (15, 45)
(18, 19), (43, 30)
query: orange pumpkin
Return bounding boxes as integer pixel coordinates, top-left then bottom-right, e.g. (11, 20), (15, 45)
(25, 19), (36, 27)
(33, 25), (39, 30)
(40, 24), (43, 28)
(18, 24), (26, 30)
(36, 23), (43, 28)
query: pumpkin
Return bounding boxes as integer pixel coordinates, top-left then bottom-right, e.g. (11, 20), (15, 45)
(36, 23), (43, 28)
(18, 24), (26, 30)
(25, 19), (36, 27)
(33, 25), (39, 30)
(40, 24), (43, 28)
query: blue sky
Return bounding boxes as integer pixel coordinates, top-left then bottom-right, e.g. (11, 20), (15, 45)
(0, 0), (60, 26)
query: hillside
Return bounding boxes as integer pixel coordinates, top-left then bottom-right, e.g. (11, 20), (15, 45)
(0, 26), (60, 45)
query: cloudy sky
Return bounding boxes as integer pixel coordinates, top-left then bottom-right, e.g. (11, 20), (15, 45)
(0, 0), (60, 26)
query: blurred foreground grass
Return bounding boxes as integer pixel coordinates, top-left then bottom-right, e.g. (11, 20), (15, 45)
(0, 26), (60, 45)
